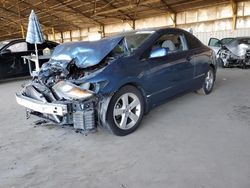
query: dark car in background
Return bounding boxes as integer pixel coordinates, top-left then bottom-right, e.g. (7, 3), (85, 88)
(208, 37), (250, 68)
(16, 28), (217, 136)
(0, 39), (58, 80)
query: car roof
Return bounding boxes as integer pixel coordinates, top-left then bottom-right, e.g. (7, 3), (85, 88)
(234, 37), (250, 40)
(0, 38), (24, 43)
(0, 38), (58, 44)
(106, 27), (188, 38)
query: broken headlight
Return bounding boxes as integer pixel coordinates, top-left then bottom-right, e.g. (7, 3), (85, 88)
(53, 81), (94, 100)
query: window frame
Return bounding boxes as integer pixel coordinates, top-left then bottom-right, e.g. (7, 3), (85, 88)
(185, 33), (202, 50)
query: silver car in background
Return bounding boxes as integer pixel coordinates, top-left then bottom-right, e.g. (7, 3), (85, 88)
(208, 37), (250, 68)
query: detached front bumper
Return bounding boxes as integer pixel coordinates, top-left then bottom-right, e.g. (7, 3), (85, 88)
(16, 91), (97, 132)
(16, 93), (68, 116)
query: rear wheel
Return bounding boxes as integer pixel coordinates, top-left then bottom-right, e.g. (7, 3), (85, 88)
(106, 85), (144, 136)
(196, 67), (215, 95)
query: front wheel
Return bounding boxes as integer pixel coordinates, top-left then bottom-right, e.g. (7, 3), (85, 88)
(218, 58), (227, 68)
(106, 85), (144, 136)
(196, 67), (215, 95)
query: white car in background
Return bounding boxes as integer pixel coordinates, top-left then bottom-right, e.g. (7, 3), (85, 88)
(208, 37), (234, 54)
(208, 37), (250, 68)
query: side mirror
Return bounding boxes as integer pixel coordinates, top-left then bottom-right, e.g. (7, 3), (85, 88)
(149, 47), (167, 58)
(0, 49), (11, 55)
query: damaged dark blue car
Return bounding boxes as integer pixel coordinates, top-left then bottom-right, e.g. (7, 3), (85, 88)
(16, 28), (217, 136)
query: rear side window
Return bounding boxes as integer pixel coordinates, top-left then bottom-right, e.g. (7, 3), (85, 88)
(47, 42), (58, 49)
(7, 42), (27, 52)
(185, 33), (202, 49)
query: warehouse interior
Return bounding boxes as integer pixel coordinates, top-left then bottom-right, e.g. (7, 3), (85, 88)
(0, 0), (250, 43)
(1, 1), (250, 188)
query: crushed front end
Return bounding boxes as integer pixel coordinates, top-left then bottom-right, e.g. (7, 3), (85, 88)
(218, 47), (250, 68)
(218, 42), (250, 68)
(15, 36), (129, 132)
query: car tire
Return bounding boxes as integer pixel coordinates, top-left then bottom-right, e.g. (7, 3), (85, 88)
(196, 66), (215, 95)
(241, 62), (247, 69)
(218, 58), (227, 68)
(106, 85), (144, 136)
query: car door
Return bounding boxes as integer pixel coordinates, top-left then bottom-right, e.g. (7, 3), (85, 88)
(208, 37), (222, 54)
(208, 38), (221, 47)
(186, 32), (211, 77)
(0, 41), (29, 78)
(0, 47), (15, 79)
(144, 32), (195, 105)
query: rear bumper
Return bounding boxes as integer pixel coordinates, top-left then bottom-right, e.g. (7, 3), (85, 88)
(15, 93), (68, 116)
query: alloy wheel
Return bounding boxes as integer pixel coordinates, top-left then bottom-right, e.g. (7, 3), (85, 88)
(113, 93), (141, 130)
(205, 69), (214, 91)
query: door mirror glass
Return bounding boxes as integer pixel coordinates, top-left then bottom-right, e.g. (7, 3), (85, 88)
(208, 38), (221, 47)
(149, 47), (167, 58)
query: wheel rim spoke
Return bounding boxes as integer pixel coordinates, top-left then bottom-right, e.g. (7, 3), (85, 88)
(126, 121), (136, 130)
(129, 99), (140, 110)
(121, 94), (129, 107)
(129, 112), (139, 123)
(120, 114), (128, 129)
(114, 108), (124, 116)
(205, 70), (214, 90)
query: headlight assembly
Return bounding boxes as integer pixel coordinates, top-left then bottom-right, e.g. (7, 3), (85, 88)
(78, 80), (108, 93)
(53, 81), (94, 100)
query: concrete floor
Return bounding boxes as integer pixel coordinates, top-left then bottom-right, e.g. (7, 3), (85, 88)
(0, 68), (250, 188)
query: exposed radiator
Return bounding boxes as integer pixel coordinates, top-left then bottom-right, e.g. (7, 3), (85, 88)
(72, 102), (96, 132)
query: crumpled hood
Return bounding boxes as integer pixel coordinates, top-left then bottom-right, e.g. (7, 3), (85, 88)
(225, 42), (250, 57)
(49, 36), (123, 68)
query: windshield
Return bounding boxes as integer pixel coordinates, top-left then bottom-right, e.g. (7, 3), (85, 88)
(221, 38), (234, 45)
(227, 38), (250, 46)
(237, 38), (250, 45)
(124, 32), (153, 52)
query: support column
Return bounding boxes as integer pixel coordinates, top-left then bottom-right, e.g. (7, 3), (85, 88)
(70, 30), (72, 41)
(61, 32), (64, 43)
(100, 25), (105, 38)
(52, 27), (56, 41)
(79, 29), (82, 41)
(231, 0), (237, 30)
(169, 13), (176, 28)
(132, 20), (135, 30)
(20, 24), (25, 38)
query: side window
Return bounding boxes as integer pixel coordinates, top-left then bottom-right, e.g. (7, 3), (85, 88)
(37, 43), (46, 50)
(7, 42), (28, 53)
(149, 33), (187, 58)
(37, 42), (57, 50)
(46, 42), (57, 49)
(27, 43), (35, 51)
(186, 34), (202, 49)
(46, 42), (55, 49)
